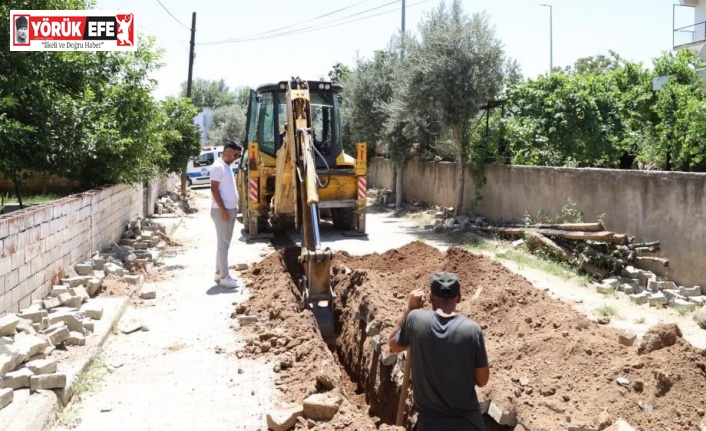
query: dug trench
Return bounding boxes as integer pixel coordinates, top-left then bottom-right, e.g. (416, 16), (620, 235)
(232, 241), (706, 431)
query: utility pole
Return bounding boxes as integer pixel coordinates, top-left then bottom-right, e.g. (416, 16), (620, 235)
(186, 12), (196, 98)
(395, 0), (405, 209)
(182, 11), (196, 196)
(540, 4), (553, 73)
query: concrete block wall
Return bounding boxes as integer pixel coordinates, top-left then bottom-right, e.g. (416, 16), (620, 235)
(0, 176), (177, 316)
(368, 158), (706, 288)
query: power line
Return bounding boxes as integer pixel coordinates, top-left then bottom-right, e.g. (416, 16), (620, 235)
(198, 0), (402, 46)
(155, 0), (190, 30)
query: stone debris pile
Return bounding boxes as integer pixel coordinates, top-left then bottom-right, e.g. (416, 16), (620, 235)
(155, 191), (196, 215)
(0, 217), (167, 411)
(593, 266), (706, 313)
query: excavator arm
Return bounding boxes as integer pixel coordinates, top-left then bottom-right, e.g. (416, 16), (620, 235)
(284, 78), (336, 342)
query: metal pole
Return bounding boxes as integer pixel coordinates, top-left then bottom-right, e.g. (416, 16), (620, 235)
(395, 0), (405, 209)
(401, 0), (406, 59)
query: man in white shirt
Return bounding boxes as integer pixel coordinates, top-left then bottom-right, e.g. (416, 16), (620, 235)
(210, 141), (242, 288)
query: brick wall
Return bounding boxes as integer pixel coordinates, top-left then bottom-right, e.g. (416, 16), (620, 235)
(0, 176), (177, 315)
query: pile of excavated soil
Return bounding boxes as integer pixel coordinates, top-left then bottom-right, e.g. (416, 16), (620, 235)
(234, 242), (706, 431)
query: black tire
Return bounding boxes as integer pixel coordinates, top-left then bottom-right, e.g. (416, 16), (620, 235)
(331, 207), (357, 231)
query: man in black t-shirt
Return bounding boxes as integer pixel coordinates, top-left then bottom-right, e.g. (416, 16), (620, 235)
(389, 272), (490, 431)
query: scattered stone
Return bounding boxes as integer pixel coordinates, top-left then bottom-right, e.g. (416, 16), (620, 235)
(30, 373), (67, 391)
(119, 318), (143, 334)
(82, 320), (95, 333)
(75, 263), (94, 276)
(25, 358), (58, 375)
(42, 297), (62, 311)
(0, 314), (20, 336)
(616, 377), (630, 386)
(48, 311), (84, 333)
(87, 278), (102, 297)
(316, 371), (336, 390)
(604, 419), (637, 431)
(596, 316), (610, 324)
(234, 263), (248, 271)
(123, 274), (144, 286)
(365, 320), (381, 337)
(621, 266), (640, 278)
(638, 323), (682, 355)
(63, 296), (83, 309)
(487, 401), (517, 426)
(648, 292), (667, 307)
(629, 292), (650, 305)
(69, 287), (90, 303)
(680, 286), (701, 297)
(670, 299), (696, 312)
(82, 303), (104, 320)
(139, 285), (157, 300)
(65, 331), (86, 346)
(43, 324), (70, 346)
(3, 368), (33, 389)
(238, 316), (258, 326)
(303, 392), (343, 421)
(50, 286), (69, 297)
(13, 333), (49, 358)
(100, 406), (113, 413)
(266, 404), (303, 431)
(0, 387), (13, 411)
(17, 309), (46, 324)
(618, 332), (636, 347)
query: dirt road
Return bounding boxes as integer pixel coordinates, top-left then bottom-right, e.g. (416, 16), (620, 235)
(52, 189), (706, 431)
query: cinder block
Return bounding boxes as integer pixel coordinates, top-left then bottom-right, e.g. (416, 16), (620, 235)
(648, 292), (667, 307)
(30, 373), (66, 391)
(42, 297), (61, 311)
(87, 278), (102, 297)
(647, 280), (661, 293)
(61, 277), (85, 288)
(74, 263), (93, 276)
(50, 285), (69, 297)
(64, 331), (86, 346)
(56, 293), (72, 306)
(43, 325), (70, 346)
(0, 314), (20, 336)
(629, 292), (650, 305)
(82, 320), (95, 333)
(25, 358), (58, 375)
(69, 287), (89, 303)
(63, 296), (82, 309)
(669, 299), (696, 312)
(487, 401), (517, 426)
(661, 281), (677, 291)
(0, 387), (13, 410)
(81, 303), (103, 320)
(602, 277), (620, 288)
(680, 286), (701, 298)
(3, 368), (33, 389)
(123, 274), (144, 287)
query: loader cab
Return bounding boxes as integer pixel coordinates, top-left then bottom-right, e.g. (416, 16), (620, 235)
(251, 80), (343, 169)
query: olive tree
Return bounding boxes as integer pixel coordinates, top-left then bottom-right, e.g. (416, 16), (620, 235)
(408, 1), (504, 215)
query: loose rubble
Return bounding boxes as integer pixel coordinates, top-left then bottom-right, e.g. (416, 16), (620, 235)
(0, 216), (166, 411)
(235, 242), (706, 431)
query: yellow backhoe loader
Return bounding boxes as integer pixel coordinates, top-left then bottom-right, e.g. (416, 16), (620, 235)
(236, 78), (367, 341)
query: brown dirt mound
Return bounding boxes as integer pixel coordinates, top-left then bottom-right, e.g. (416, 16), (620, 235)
(236, 242), (706, 431)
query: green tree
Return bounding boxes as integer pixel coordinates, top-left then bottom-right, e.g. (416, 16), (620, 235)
(328, 62), (351, 84)
(409, 1), (505, 215)
(181, 78), (237, 110)
(161, 97), (202, 195)
(206, 104), (247, 147)
(0, 0), (93, 203)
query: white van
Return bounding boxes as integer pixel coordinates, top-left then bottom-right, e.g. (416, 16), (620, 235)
(186, 146), (239, 187)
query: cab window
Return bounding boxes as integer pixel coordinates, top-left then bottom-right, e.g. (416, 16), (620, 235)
(258, 93), (276, 156)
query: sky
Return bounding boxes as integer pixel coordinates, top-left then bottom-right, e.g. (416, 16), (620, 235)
(92, 0), (695, 100)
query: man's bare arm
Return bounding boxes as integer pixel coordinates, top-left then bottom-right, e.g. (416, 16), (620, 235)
(388, 289), (426, 353)
(475, 366), (489, 387)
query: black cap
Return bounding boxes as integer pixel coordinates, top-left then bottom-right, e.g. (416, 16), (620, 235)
(16, 16), (28, 29)
(430, 272), (460, 298)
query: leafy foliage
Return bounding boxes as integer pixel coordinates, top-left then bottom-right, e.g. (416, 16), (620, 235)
(161, 97), (202, 174)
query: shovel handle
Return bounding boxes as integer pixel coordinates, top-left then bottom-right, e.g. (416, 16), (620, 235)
(395, 349), (412, 426)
